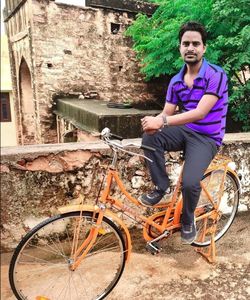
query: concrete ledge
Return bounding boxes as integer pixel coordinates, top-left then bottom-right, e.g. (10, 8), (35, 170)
(2, 132), (249, 158)
(223, 133), (250, 143)
(54, 99), (161, 138)
(86, 0), (158, 15)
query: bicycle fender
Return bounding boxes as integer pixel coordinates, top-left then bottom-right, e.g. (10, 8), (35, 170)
(205, 166), (242, 195)
(58, 204), (132, 261)
(227, 167), (242, 194)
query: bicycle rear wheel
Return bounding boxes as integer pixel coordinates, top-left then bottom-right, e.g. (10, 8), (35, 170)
(9, 211), (126, 300)
(193, 170), (240, 247)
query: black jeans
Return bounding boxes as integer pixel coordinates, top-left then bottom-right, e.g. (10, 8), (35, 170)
(142, 125), (218, 225)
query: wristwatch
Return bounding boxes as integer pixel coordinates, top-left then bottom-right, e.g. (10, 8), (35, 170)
(162, 115), (168, 127)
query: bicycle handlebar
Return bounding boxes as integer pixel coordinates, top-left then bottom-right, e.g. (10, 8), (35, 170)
(99, 127), (155, 161)
(101, 127), (155, 150)
(110, 133), (123, 141)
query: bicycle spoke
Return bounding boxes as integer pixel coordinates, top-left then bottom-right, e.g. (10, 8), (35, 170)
(42, 269), (68, 298)
(18, 253), (67, 267)
(57, 278), (68, 299)
(25, 241), (68, 261)
(87, 245), (123, 259)
(46, 231), (68, 259)
(76, 268), (92, 299)
(70, 271), (82, 300)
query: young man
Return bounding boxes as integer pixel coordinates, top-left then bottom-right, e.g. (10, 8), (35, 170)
(140, 21), (228, 244)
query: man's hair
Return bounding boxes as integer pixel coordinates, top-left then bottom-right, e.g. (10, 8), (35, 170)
(179, 21), (207, 45)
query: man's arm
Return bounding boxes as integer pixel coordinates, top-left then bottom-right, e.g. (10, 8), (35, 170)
(141, 94), (218, 131)
(159, 102), (177, 117)
(141, 102), (177, 134)
(166, 94), (218, 126)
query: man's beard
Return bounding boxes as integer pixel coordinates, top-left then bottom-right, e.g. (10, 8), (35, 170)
(184, 54), (201, 65)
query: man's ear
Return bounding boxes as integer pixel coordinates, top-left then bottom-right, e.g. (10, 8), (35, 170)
(203, 45), (207, 53)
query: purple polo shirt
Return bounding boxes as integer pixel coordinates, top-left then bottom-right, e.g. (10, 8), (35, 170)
(166, 59), (228, 146)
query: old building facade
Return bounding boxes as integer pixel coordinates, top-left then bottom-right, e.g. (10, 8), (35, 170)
(4, 0), (166, 145)
(1, 35), (17, 146)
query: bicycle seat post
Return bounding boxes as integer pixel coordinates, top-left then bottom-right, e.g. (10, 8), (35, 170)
(111, 149), (118, 169)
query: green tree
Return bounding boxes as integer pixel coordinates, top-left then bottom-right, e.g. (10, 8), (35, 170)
(208, 0), (250, 130)
(126, 0), (250, 130)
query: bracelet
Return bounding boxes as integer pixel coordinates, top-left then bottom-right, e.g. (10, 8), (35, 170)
(161, 115), (168, 127)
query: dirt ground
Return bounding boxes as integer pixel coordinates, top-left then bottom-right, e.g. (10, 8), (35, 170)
(1, 211), (249, 300)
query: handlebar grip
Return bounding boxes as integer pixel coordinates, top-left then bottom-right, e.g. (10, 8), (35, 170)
(140, 144), (156, 152)
(110, 133), (123, 140)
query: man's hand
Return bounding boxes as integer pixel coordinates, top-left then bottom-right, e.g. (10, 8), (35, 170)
(141, 116), (163, 133)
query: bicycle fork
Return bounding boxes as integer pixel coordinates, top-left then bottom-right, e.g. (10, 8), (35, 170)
(69, 209), (105, 271)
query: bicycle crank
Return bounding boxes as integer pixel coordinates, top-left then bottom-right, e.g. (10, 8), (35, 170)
(146, 230), (170, 255)
(146, 241), (162, 255)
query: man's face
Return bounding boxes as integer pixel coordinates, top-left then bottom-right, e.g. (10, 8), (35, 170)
(179, 31), (206, 65)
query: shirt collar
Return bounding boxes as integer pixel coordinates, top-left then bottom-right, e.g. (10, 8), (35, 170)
(173, 58), (208, 83)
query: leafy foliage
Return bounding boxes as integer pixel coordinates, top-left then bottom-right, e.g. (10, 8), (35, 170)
(207, 0), (250, 130)
(126, 0), (250, 131)
(229, 80), (250, 131)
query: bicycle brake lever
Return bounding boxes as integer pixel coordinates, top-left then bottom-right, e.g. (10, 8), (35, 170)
(91, 131), (101, 137)
(139, 154), (153, 163)
(117, 146), (153, 162)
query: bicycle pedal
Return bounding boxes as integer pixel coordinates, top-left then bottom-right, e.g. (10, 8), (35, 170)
(146, 241), (162, 255)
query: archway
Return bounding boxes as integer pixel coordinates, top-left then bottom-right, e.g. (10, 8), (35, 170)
(19, 58), (36, 144)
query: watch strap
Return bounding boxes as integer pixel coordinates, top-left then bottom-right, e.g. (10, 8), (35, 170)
(161, 115), (168, 127)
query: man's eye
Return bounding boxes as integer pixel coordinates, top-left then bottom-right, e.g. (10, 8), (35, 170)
(183, 42), (190, 47)
(193, 42), (201, 47)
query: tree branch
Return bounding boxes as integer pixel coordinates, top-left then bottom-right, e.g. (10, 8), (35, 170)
(234, 71), (244, 86)
(241, 68), (247, 84)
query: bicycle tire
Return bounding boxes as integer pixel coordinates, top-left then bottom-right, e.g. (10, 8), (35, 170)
(9, 211), (126, 300)
(192, 170), (240, 247)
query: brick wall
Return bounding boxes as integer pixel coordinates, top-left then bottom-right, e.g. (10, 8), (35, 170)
(5, 0), (167, 144)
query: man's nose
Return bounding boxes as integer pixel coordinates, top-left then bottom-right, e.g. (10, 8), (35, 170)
(187, 43), (195, 51)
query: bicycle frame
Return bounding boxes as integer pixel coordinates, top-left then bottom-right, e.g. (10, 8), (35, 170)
(59, 152), (239, 268)
(102, 167), (184, 234)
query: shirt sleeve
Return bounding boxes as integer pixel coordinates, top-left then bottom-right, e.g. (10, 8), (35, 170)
(166, 79), (179, 105)
(204, 72), (228, 98)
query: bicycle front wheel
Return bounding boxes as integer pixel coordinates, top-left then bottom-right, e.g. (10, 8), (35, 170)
(193, 170), (240, 247)
(9, 211), (126, 300)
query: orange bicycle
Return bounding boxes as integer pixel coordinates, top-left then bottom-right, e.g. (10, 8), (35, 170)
(9, 128), (241, 300)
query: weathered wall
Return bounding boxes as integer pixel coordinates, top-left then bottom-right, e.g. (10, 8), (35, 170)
(1, 133), (250, 251)
(5, 0), (166, 145)
(1, 35), (18, 146)
(4, 0), (39, 144)
(31, 1), (166, 143)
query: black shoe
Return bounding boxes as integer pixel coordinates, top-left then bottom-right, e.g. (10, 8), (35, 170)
(139, 188), (166, 207)
(181, 222), (197, 244)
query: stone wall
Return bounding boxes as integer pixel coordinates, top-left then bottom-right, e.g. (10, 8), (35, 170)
(31, 1), (166, 142)
(1, 133), (249, 251)
(5, 0), (166, 145)
(4, 0), (38, 144)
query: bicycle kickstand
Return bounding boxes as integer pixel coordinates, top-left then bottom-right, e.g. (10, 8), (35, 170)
(195, 223), (217, 263)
